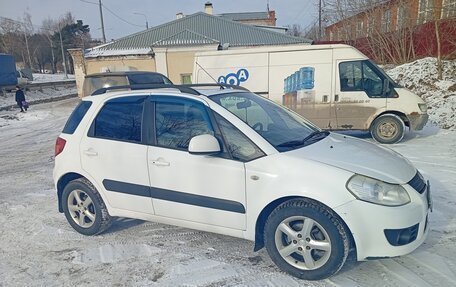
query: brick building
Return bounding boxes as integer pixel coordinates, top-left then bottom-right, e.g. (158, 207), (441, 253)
(323, 0), (456, 62)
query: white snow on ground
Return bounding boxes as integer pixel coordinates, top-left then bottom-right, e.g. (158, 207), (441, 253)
(31, 73), (75, 83)
(0, 98), (455, 286)
(385, 57), (456, 130)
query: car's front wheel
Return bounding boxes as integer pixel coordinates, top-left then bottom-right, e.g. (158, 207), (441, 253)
(62, 178), (112, 235)
(264, 199), (349, 280)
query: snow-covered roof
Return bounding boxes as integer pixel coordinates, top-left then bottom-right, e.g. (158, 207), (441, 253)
(85, 47), (152, 58)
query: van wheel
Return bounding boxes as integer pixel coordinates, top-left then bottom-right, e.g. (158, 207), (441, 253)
(370, 114), (405, 144)
(264, 199), (349, 280)
(62, 178), (112, 235)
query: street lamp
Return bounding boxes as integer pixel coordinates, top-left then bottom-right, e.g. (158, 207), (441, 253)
(134, 12), (148, 29)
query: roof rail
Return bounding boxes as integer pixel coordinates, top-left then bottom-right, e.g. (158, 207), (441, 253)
(91, 84), (202, 96)
(91, 83), (250, 96)
(181, 83), (249, 91)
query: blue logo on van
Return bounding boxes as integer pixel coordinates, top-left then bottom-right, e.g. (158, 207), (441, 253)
(218, 69), (249, 86)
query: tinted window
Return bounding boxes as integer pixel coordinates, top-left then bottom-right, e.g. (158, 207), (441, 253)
(129, 73), (172, 85)
(214, 113), (264, 162)
(93, 97), (145, 143)
(155, 100), (213, 150)
(62, 101), (92, 134)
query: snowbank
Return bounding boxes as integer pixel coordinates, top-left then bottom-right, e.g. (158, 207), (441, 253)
(31, 73), (75, 83)
(386, 57), (456, 130)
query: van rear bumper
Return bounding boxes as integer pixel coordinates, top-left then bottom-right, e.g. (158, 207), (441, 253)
(408, 113), (428, 131)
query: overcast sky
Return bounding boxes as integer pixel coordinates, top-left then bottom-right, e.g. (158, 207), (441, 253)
(0, 0), (318, 40)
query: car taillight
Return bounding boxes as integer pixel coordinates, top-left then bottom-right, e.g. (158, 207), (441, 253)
(55, 137), (66, 157)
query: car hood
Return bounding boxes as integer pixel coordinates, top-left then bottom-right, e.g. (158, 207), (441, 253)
(288, 133), (416, 184)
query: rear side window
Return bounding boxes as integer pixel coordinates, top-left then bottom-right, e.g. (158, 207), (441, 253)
(129, 73), (172, 85)
(62, 101), (92, 134)
(91, 97), (145, 143)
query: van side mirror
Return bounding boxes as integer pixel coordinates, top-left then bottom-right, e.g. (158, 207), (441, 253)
(188, 134), (221, 155)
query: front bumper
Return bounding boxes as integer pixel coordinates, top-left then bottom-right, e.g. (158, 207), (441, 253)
(408, 113), (429, 131)
(334, 184), (430, 261)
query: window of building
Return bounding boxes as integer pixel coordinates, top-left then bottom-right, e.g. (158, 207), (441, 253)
(356, 20), (364, 38)
(442, 0), (456, 19)
(180, 74), (192, 84)
(382, 9), (392, 32)
(155, 100), (213, 150)
(397, 4), (409, 28)
(92, 96), (145, 143)
(418, 0), (435, 24)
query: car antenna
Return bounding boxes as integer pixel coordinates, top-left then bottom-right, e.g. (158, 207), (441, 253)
(195, 61), (221, 86)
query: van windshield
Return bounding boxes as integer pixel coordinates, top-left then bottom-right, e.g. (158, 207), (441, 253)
(210, 92), (324, 152)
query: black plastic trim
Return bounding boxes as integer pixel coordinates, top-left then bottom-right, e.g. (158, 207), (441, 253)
(103, 179), (151, 197)
(102, 179), (246, 214)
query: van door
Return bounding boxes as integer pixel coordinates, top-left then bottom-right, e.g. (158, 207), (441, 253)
(334, 60), (387, 130)
(269, 50), (333, 129)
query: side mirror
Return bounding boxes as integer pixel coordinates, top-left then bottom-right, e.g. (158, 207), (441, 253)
(188, 134), (221, 155)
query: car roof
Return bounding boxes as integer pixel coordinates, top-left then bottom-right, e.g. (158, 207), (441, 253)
(85, 71), (167, 78)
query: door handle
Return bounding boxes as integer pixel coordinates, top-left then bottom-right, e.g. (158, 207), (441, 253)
(151, 159), (170, 166)
(83, 149), (98, 156)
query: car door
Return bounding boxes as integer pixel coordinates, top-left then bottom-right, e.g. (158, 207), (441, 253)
(147, 96), (251, 230)
(80, 96), (155, 214)
(334, 60), (387, 130)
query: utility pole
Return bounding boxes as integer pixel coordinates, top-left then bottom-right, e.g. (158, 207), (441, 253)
(58, 23), (68, 78)
(23, 29), (32, 68)
(99, 0), (106, 43)
(134, 12), (148, 29)
(318, 0), (322, 40)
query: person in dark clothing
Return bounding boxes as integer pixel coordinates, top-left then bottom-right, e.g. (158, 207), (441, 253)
(15, 86), (27, 112)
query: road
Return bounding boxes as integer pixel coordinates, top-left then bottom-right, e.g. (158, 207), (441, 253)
(0, 98), (455, 286)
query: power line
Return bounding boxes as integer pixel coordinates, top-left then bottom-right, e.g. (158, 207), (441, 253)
(101, 4), (143, 28)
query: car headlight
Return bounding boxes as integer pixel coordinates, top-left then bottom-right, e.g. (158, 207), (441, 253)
(347, 175), (410, 206)
(418, 103), (427, 113)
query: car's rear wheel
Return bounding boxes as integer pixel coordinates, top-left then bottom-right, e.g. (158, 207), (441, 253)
(62, 178), (112, 235)
(264, 199), (349, 280)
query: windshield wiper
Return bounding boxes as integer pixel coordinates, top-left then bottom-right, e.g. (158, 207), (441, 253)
(301, 131), (330, 145)
(277, 131), (330, 148)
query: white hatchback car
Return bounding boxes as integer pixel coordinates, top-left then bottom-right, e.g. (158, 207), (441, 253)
(54, 84), (431, 280)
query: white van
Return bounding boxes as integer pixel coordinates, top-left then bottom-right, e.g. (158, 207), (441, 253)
(193, 44), (428, 144)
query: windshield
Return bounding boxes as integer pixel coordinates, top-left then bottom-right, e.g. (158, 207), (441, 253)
(210, 92), (325, 152)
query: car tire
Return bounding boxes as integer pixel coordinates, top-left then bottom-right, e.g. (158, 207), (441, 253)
(264, 199), (349, 280)
(62, 178), (112, 235)
(370, 114), (405, 144)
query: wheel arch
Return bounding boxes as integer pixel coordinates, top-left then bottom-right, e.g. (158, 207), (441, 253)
(369, 110), (410, 130)
(57, 172), (84, 212)
(254, 196), (357, 258)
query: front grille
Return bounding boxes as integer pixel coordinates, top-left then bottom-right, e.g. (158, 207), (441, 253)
(384, 223), (419, 246)
(408, 171), (426, 194)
